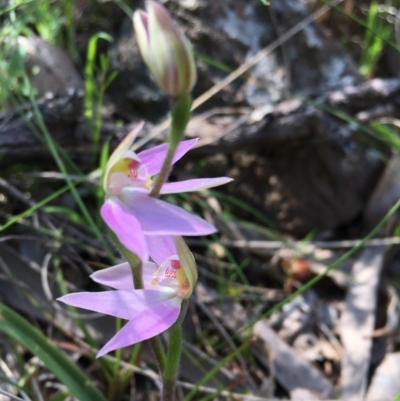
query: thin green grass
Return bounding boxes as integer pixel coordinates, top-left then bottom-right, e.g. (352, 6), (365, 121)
(55, 267), (115, 384)
(0, 183), (73, 232)
(245, 195), (400, 332)
(317, 0), (400, 54)
(84, 32), (117, 159)
(0, 374), (35, 400)
(294, 91), (399, 160)
(18, 66), (113, 257)
(42, 206), (88, 226)
(210, 191), (277, 229)
(111, 0), (134, 17)
(0, 0), (77, 108)
(120, 343), (142, 387)
(0, 10), (123, 394)
(182, 339), (252, 401)
(48, 392), (69, 401)
(180, 347), (234, 399)
(0, 25), (115, 258)
(359, 0), (393, 77)
(0, 303), (108, 401)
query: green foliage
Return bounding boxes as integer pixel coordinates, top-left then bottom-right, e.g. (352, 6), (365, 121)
(48, 392), (69, 401)
(182, 340), (252, 401)
(359, 0), (393, 77)
(22, 72), (113, 257)
(0, 184), (72, 232)
(0, 303), (108, 401)
(318, 0), (400, 55)
(84, 32), (118, 157)
(0, 0), (76, 109)
(244, 196), (400, 332)
(56, 268), (115, 384)
(371, 122), (400, 153)
(0, 32), (29, 108)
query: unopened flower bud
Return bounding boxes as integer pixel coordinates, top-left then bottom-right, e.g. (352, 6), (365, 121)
(133, 0), (197, 96)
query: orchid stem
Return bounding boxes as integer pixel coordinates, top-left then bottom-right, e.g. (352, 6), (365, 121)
(148, 94), (192, 397)
(150, 94), (192, 199)
(161, 300), (188, 401)
(162, 324), (182, 401)
(150, 337), (167, 372)
(132, 265), (144, 289)
(149, 143), (178, 198)
(162, 378), (177, 401)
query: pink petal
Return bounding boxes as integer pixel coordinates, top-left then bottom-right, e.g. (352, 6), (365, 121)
(137, 138), (198, 176)
(91, 262), (157, 290)
(146, 235), (177, 265)
(160, 177), (233, 194)
(120, 189), (216, 236)
(97, 297), (181, 357)
(101, 198), (148, 261)
(58, 288), (176, 320)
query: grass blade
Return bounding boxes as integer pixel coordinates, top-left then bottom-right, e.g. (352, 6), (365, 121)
(0, 303), (108, 401)
(182, 339), (252, 401)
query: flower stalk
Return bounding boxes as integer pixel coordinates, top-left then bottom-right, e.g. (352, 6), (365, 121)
(150, 93), (192, 198)
(162, 323), (182, 401)
(161, 299), (188, 401)
(149, 143), (177, 199)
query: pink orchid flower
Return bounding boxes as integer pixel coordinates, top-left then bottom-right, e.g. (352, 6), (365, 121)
(101, 122), (232, 260)
(58, 236), (196, 357)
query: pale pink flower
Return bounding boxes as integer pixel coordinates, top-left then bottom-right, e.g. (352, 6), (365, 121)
(58, 236), (196, 357)
(101, 123), (232, 261)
